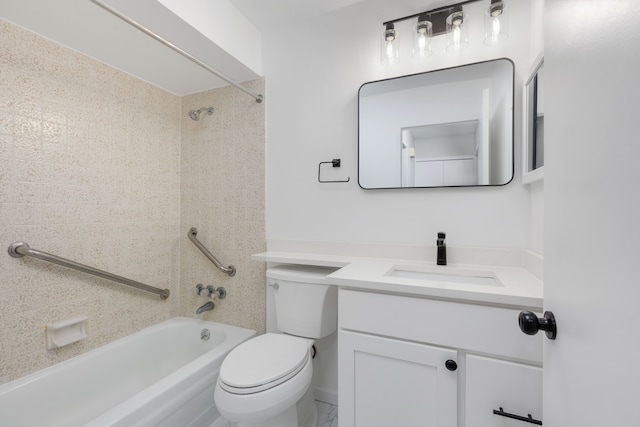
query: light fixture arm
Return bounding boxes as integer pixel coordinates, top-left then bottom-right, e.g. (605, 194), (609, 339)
(382, 0), (480, 30)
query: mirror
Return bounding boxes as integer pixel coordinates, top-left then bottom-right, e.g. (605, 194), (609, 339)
(358, 59), (514, 189)
(522, 55), (544, 184)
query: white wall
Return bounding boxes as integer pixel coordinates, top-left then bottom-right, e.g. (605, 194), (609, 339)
(263, 0), (537, 250)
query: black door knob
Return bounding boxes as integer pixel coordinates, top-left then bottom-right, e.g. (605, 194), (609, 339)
(518, 311), (557, 340)
(445, 359), (457, 371)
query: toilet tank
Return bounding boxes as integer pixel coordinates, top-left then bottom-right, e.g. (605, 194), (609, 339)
(266, 265), (339, 339)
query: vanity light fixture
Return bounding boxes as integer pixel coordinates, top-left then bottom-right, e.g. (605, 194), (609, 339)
(484, 0), (508, 45)
(381, 0), (508, 64)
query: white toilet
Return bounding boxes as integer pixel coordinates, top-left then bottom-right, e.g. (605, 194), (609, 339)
(214, 265), (338, 427)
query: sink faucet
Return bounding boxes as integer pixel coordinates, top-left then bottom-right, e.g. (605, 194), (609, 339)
(437, 232), (447, 266)
(196, 301), (214, 314)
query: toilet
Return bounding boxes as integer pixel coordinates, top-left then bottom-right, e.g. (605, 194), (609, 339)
(214, 265), (339, 427)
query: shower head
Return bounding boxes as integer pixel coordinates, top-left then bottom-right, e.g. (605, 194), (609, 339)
(188, 107), (214, 121)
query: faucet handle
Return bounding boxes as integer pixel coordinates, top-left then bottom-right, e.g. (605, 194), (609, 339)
(206, 285), (215, 298)
(196, 283), (206, 296)
(206, 285), (227, 300)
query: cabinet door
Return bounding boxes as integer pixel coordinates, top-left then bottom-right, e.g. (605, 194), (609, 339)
(339, 331), (457, 427)
(466, 355), (542, 426)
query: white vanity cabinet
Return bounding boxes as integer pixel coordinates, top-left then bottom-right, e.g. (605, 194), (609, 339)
(339, 330), (458, 426)
(338, 289), (543, 427)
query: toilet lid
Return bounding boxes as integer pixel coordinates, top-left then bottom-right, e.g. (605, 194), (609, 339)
(219, 333), (310, 394)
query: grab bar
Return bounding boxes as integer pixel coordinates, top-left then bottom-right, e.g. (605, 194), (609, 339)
(8, 242), (170, 299)
(187, 228), (236, 277)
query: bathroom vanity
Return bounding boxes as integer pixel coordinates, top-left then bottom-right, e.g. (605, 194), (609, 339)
(254, 247), (543, 427)
(331, 260), (542, 427)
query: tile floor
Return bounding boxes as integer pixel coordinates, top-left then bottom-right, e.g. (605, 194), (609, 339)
(210, 401), (338, 427)
(316, 401), (339, 427)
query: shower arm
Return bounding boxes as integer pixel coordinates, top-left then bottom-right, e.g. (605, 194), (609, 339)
(89, 0), (263, 104)
(188, 228), (236, 277)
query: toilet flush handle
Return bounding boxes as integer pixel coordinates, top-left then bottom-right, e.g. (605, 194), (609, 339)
(268, 282), (279, 290)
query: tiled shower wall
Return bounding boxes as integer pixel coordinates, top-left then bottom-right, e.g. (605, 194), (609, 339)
(180, 80), (266, 333)
(0, 19), (265, 384)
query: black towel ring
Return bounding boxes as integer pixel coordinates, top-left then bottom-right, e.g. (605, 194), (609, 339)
(318, 159), (350, 183)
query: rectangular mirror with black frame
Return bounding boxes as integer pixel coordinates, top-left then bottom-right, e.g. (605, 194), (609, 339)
(358, 58), (514, 189)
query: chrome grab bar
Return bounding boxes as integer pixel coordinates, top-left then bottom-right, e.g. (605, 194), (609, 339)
(8, 242), (170, 299)
(188, 228), (236, 277)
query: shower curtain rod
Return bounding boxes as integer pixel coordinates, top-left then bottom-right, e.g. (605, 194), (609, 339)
(89, 0), (264, 104)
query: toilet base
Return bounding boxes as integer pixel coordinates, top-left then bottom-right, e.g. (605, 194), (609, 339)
(226, 388), (317, 427)
(297, 387), (318, 427)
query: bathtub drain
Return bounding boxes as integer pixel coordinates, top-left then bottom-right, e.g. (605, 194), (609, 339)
(201, 329), (210, 341)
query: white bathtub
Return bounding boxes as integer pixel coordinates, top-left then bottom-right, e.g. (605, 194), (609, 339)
(0, 317), (255, 427)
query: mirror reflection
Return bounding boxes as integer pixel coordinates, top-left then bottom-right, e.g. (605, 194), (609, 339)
(358, 59), (514, 189)
(525, 61), (544, 173)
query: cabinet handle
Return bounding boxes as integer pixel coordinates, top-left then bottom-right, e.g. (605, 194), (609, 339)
(445, 359), (457, 371)
(518, 311), (557, 340)
(493, 407), (542, 425)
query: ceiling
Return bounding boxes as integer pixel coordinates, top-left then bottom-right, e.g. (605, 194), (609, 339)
(0, 0), (435, 96)
(0, 0), (264, 96)
(226, 0), (366, 32)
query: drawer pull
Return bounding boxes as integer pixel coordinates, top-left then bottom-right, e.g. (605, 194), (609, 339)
(493, 407), (542, 425)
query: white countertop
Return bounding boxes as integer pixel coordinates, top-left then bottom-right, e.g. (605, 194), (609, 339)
(253, 250), (543, 309)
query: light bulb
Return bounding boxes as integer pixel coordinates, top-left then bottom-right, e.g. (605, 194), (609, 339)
(492, 17), (501, 36)
(412, 15), (432, 59)
(386, 41), (395, 60)
(453, 25), (461, 46)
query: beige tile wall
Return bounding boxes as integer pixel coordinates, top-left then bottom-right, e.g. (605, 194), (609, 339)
(0, 19), (265, 385)
(180, 80), (266, 334)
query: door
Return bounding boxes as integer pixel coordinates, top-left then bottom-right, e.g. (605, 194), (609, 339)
(544, 1), (640, 425)
(339, 331), (457, 427)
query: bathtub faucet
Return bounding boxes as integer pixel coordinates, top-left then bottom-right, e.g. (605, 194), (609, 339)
(196, 301), (214, 314)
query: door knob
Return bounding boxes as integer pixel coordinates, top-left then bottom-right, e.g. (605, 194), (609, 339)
(519, 311), (557, 340)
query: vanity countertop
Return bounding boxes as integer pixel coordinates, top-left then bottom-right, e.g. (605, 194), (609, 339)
(253, 251), (543, 309)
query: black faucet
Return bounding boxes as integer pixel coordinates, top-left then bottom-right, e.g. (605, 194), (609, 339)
(437, 232), (447, 266)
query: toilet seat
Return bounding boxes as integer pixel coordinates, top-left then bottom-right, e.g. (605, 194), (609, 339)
(219, 333), (310, 394)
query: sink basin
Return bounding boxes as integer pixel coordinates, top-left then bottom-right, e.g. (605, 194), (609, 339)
(388, 265), (502, 286)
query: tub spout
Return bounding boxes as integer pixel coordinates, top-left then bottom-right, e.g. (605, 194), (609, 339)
(196, 301), (214, 314)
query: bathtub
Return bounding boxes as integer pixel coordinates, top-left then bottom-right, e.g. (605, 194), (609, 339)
(0, 317), (255, 427)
